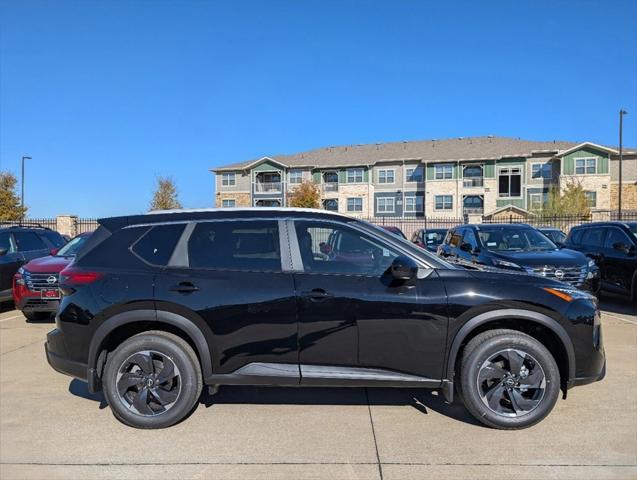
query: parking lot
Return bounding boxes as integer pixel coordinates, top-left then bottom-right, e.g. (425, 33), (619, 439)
(0, 297), (635, 480)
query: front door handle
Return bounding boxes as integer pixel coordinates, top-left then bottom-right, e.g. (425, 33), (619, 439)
(301, 288), (333, 301)
(169, 282), (199, 293)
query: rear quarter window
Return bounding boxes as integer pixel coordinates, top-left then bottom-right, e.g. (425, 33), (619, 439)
(132, 223), (186, 266)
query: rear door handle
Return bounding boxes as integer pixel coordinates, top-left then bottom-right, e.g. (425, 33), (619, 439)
(301, 288), (333, 300)
(169, 282), (199, 293)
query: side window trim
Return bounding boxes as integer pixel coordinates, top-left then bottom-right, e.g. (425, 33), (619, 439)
(168, 222), (196, 267)
(284, 219), (303, 272)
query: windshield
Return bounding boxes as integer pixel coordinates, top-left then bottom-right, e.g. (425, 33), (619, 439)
(477, 227), (557, 252)
(55, 234), (88, 257)
(424, 230), (446, 246)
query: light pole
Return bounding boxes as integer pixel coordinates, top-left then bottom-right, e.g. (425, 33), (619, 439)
(21, 156), (31, 223)
(618, 110), (627, 220)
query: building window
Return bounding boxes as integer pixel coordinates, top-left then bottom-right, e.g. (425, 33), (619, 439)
(529, 193), (543, 210)
(376, 197), (395, 213)
(498, 167), (522, 197)
(323, 199), (338, 211)
(585, 191), (597, 207)
(404, 195), (423, 212)
(434, 164), (453, 180)
(346, 168), (364, 183)
(435, 195), (453, 210)
(288, 170), (303, 184)
(221, 173), (236, 186)
(221, 199), (236, 208)
(347, 197), (363, 212)
(575, 158), (597, 175)
(377, 169), (395, 184)
(405, 165), (423, 183)
(532, 163), (552, 179)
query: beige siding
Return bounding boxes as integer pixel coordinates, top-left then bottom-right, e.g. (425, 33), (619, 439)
(610, 156), (637, 183)
(215, 170), (251, 192)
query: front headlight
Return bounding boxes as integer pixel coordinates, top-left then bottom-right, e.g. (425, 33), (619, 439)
(492, 259), (522, 270)
(17, 267), (25, 275)
(587, 258), (596, 268)
(543, 286), (595, 302)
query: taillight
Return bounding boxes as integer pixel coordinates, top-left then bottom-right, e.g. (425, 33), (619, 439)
(59, 266), (102, 294)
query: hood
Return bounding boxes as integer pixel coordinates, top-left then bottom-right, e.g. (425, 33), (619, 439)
(22, 255), (73, 273)
(489, 248), (586, 267)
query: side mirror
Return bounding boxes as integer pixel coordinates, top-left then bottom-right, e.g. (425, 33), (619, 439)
(391, 255), (418, 281)
(613, 242), (630, 253)
(50, 248), (60, 256)
(0, 248), (7, 256)
(555, 241), (564, 248)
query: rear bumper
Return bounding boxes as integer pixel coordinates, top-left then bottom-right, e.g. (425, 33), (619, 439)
(45, 329), (100, 392)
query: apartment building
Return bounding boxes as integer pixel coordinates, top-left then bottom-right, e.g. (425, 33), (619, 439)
(212, 136), (637, 219)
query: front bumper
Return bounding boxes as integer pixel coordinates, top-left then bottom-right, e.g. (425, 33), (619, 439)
(17, 296), (60, 313)
(571, 357), (606, 387)
(45, 329), (100, 392)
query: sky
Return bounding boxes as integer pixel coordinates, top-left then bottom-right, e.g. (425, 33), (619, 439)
(1, 0), (636, 218)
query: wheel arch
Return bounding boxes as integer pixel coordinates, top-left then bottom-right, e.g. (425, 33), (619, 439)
(446, 309), (576, 388)
(88, 309), (213, 391)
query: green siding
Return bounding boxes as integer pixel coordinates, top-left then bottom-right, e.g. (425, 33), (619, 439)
(496, 199), (526, 209)
(562, 147), (609, 175)
(484, 160), (495, 178)
(253, 161), (283, 172)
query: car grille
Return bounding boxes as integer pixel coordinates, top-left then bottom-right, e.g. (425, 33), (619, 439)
(23, 272), (59, 291)
(526, 265), (586, 287)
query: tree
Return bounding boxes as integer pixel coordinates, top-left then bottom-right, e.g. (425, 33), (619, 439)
(288, 180), (321, 208)
(541, 181), (591, 217)
(0, 171), (27, 221)
(149, 176), (182, 211)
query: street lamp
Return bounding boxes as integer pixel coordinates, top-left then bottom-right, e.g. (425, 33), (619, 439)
(618, 110), (628, 220)
(21, 156), (31, 223)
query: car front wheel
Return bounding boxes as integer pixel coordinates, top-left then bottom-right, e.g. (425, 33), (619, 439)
(103, 330), (202, 429)
(459, 329), (560, 429)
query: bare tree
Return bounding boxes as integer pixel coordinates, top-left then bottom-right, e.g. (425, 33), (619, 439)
(149, 176), (182, 211)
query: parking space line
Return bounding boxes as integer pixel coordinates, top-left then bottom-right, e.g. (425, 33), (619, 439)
(0, 314), (24, 323)
(602, 312), (637, 325)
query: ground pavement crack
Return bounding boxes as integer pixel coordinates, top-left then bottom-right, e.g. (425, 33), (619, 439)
(365, 387), (384, 480)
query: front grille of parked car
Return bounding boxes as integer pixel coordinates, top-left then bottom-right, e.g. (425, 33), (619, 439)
(24, 272), (59, 291)
(526, 265), (586, 287)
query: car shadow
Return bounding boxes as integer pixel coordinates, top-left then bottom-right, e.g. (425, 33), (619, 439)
(69, 379), (108, 409)
(600, 292), (636, 315)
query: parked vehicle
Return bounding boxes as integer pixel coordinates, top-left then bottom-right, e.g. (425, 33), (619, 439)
(13, 232), (91, 321)
(411, 228), (448, 252)
(379, 225), (406, 239)
(564, 222), (637, 302)
(0, 226), (66, 304)
(46, 208), (604, 430)
(538, 227), (567, 246)
(437, 223), (600, 294)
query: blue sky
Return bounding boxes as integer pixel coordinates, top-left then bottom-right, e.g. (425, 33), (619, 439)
(1, 0), (636, 217)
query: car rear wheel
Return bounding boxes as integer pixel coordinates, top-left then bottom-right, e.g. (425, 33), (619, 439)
(459, 329), (560, 429)
(103, 331), (202, 429)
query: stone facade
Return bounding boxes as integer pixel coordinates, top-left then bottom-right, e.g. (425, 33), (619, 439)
(610, 183), (637, 211)
(215, 192), (251, 208)
(559, 175), (611, 210)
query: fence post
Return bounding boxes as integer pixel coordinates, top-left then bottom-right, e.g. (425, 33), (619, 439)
(56, 215), (78, 238)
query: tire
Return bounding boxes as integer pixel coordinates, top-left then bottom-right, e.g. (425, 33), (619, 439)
(459, 329), (560, 429)
(103, 330), (203, 429)
(23, 311), (52, 322)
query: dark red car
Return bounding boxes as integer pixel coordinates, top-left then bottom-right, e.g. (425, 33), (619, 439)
(13, 232), (91, 321)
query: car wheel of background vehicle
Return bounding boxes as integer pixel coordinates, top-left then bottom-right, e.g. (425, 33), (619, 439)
(459, 329), (560, 430)
(103, 330), (202, 429)
(23, 311), (52, 322)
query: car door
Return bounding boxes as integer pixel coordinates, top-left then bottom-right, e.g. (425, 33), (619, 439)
(292, 219), (448, 382)
(602, 226), (636, 294)
(579, 227), (608, 281)
(154, 219), (298, 379)
(0, 232), (22, 297)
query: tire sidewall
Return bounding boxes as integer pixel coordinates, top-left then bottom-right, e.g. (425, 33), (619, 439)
(103, 334), (200, 429)
(461, 334), (560, 429)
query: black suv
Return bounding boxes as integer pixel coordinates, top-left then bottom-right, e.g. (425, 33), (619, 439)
(0, 225), (66, 303)
(438, 223), (599, 293)
(46, 209), (605, 429)
(564, 222), (637, 302)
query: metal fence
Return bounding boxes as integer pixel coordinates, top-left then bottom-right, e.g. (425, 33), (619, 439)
(0, 218), (57, 230)
(76, 218), (99, 234)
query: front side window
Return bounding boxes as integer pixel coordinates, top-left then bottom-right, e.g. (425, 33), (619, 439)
(584, 191), (597, 207)
(580, 228), (605, 248)
(405, 166), (423, 182)
(133, 223), (186, 266)
(376, 197), (395, 213)
(288, 170), (303, 184)
(377, 169), (395, 184)
(575, 158), (597, 175)
(346, 168), (364, 183)
(498, 167), (522, 197)
(221, 173), (236, 186)
(347, 197), (363, 212)
(294, 221), (399, 276)
(0, 233), (12, 253)
(188, 220), (281, 271)
(404, 195), (423, 212)
(13, 232), (46, 252)
(532, 163), (552, 179)
(435, 195), (453, 210)
(434, 164), (453, 180)
(221, 199), (236, 208)
(604, 228), (632, 249)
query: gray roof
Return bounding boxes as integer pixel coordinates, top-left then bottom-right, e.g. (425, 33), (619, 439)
(212, 136), (636, 172)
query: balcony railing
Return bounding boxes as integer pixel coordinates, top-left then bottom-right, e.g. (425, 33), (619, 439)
(463, 207), (484, 215)
(254, 181), (282, 193)
(322, 182), (339, 192)
(463, 177), (484, 188)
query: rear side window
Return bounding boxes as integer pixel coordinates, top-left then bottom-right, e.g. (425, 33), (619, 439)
(132, 223), (186, 266)
(188, 221), (281, 271)
(580, 228), (606, 248)
(14, 232), (46, 251)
